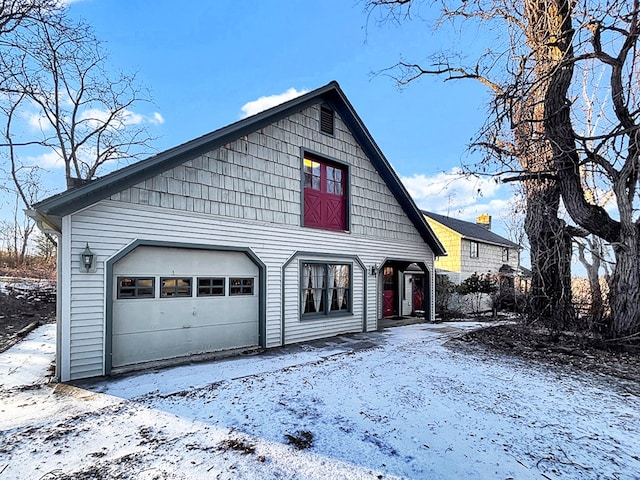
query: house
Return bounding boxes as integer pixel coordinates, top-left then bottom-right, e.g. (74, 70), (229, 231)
(31, 81), (446, 382)
(423, 211), (523, 285)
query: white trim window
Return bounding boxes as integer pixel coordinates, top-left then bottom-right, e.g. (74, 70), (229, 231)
(302, 263), (350, 316)
(470, 241), (480, 258)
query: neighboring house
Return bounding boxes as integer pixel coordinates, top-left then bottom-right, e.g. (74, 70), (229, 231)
(31, 81), (445, 382)
(423, 211), (522, 284)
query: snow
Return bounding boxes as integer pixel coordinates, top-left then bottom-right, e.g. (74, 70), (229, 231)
(1, 322), (638, 479)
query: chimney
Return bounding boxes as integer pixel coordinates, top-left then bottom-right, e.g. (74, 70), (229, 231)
(476, 214), (492, 230)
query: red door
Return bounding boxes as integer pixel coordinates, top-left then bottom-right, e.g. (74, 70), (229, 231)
(383, 291), (394, 317)
(382, 266), (395, 317)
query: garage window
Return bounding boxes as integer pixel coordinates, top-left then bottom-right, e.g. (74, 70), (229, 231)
(230, 278), (254, 295)
(161, 277), (192, 297)
(198, 277), (225, 296)
(117, 277), (155, 299)
(302, 263), (350, 316)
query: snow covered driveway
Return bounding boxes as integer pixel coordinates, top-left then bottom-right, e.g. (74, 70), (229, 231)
(1, 322), (638, 479)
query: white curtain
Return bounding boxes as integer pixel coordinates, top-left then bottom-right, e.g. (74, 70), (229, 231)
(304, 264), (324, 313)
(312, 264), (324, 312)
(328, 265), (336, 310)
(335, 265), (348, 309)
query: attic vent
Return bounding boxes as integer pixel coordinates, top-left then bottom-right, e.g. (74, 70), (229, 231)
(320, 105), (334, 135)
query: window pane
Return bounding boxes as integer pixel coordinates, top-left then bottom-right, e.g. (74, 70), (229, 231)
(198, 277), (225, 296)
(303, 264), (326, 314)
(230, 278), (254, 295)
(161, 277), (192, 297)
(304, 158), (321, 190)
(329, 264), (349, 312)
(117, 277), (155, 299)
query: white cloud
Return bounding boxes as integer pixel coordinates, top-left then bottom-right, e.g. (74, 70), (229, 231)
(240, 88), (309, 119)
(24, 150), (64, 169)
(79, 108), (165, 129)
(401, 168), (505, 220)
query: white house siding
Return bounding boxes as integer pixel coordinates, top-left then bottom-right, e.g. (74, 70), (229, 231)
(65, 203), (432, 380)
(60, 104), (435, 381)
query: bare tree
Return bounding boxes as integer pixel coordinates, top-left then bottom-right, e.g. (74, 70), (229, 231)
(0, 6), (158, 193)
(539, 0), (640, 337)
(368, 0), (577, 328)
(0, 0), (57, 35)
(368, 0), (640, 337)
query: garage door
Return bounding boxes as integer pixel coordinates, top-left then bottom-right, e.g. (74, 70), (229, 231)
(111, 246), (259, 368)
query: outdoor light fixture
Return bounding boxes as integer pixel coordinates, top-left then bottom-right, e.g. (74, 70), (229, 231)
(370, 264), (378, 277)
(80, 243), (96, 273)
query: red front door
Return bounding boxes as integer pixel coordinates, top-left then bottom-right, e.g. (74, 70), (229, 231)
(382, 266), (395, 317)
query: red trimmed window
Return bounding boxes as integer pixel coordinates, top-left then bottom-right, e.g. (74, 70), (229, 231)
(303, 155), (347, 231)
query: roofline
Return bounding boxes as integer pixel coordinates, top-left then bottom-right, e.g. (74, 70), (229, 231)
(423, 210), (519, 250)
(33, 81), (446, 256)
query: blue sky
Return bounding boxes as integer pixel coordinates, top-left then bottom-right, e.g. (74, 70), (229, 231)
(33, 1), (516, 239)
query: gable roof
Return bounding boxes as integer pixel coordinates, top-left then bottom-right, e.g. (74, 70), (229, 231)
(32, 81), (446, 256)
(423, 211), (519, 249)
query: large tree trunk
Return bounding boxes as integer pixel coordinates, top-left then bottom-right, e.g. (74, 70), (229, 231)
(524, 181), (574, 328)
(540, 0), (640, 337)
(608, 221), (640, 337)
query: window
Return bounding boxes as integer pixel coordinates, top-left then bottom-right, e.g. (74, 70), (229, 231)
(302, 263), (350, 316)
(470, 241), (479, 258)
(303, 154), (347, 231)
(320, 105), (334, 135)
(160, 277), (192, 297)
(230, 278), (254, 295)
(117, 277), (155, 299)
(197, 277), (225, 296)
(502, 247), (509, 262)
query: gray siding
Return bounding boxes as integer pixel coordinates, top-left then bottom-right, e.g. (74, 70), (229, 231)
(61, 104), (434, 381)
(111, 105), (423, 243)
(65, 201), (433, 380)
(461, 239), (519, 279)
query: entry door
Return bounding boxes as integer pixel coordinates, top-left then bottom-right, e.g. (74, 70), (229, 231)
(382, 266), (395, 317)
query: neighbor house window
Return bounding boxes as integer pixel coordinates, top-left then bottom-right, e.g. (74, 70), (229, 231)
(303, 154), (347, 231)
(160, 277), (192, 297)
(117, 277), (155, 299)
(302, 263), (350, 316)
(230, 278), (254, 295)
(197, 277), (225, 296)
(502, 247), (509, 262)
(470, 241), (479, 258)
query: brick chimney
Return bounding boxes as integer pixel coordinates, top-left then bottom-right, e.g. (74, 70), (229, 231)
(476, 214), (492, 230)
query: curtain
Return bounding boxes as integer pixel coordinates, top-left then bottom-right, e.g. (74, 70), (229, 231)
(328, 265), (336, 310)
(312, 264), (324, 313)
(335, 265), (348, 309)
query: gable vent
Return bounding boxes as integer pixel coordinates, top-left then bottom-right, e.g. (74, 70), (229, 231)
(320, 105), (334, 135)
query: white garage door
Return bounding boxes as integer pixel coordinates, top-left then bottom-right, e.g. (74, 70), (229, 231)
(112, 246), (259, 368)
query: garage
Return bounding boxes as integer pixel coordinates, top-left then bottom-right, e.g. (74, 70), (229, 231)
(110, 245), (260, 369)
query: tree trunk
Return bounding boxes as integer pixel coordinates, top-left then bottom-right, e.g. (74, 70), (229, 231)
(524, 181), (574, 328)
(540, 0), (640, 338)
(609, 226), (640, 337)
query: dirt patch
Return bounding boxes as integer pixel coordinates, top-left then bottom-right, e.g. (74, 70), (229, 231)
(0, 280), (56, 353)
(449, 322), (640, 393)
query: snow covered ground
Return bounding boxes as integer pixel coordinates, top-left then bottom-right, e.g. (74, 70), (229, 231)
(0, 322), (638, 479)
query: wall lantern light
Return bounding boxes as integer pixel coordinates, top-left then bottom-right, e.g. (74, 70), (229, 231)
(370, 264), (378, 277)
(80, 242), (96, 273)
